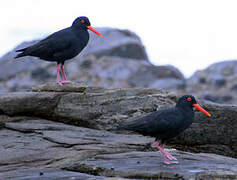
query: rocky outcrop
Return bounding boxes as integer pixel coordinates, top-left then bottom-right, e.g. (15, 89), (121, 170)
(128, 65), (185, 90)
(0, 83), (236, 157)
(186, 60), (237, 104)
(0, 28), (184, 92)
(1, 83), (237, 179)
(82, 28), (149, 60)
(0, 82), (176, 129)
(1, 118), (237, 180)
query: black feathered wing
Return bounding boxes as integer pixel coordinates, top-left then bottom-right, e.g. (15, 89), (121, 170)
(118, 107), (182, 138)
(15, 28), (73, 60)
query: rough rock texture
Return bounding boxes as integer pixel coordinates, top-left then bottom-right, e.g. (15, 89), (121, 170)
(0, 83), (236, 160)
(0, 82), (177, 130)
(1, 118), (237, 180)
(186, 60), (237, 104)
(0, 28), (184, 92)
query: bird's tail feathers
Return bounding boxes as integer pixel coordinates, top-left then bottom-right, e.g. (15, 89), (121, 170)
(14, 53), (26, 59)
(15, 48), (28, 59)
(15, 48), (27, 52)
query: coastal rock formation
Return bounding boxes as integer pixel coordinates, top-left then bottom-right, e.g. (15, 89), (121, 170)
(1, 83), (237, 179)
(186, 60), (237, 104)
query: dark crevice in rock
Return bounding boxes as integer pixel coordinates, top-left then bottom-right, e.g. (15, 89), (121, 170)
(4, 125), (37, 134)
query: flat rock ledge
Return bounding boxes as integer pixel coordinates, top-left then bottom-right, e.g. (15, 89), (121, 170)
(1, 119), (237, 180)
(0, 83), (237, 179)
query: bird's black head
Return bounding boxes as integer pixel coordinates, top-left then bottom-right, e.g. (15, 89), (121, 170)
(176, 95), (197, 108)
(176, 95), (211, 117)
(72, 16), (102, 37)
(72, 16), (91, 27)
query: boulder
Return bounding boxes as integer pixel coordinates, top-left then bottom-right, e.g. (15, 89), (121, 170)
(186, 60), (237, 104)
(82, 28), (149, 60)
(128, 65), (185, 89)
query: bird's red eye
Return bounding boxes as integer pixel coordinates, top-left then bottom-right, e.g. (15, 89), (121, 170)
(187, 97), (192, 101)
(80, 19), (85, 24)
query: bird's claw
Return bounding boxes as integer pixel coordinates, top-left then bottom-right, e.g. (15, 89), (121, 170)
(57, 80), (63, 86)
(163, 159), (179, 165)
(165, 152), (177, 161)
(61, 80), (71, 84)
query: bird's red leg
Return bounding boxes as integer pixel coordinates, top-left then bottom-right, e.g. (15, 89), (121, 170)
(60, 64), (71, 84)
(56, 64), (63, 85)
(153, 141), (178, 164)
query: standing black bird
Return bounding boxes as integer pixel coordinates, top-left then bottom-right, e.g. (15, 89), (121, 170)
(117, 95), (211, 164)
(15, 16), (102, 85)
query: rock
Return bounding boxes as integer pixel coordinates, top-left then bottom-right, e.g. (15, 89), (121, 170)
(1, 118), (237, 180)
(82, 28), (149, 60)
(186, 60), (237, 104)
(0, 83), (236, 159)
(62, 151), (237, 179)
(128, 65), (185, 89)
(32, 82), (87, 92)
(0, 83), (177, 129)
(66, 56), (151, 88)
(1, 168), (112, 180)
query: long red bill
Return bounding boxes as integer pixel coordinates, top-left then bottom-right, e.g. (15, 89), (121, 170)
(193, 104), (211, 117)
(87, 26), (102, 37)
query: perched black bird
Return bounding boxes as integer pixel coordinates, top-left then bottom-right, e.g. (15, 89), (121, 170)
(15, 16), (102, 85)
(117, 95), (211, 164)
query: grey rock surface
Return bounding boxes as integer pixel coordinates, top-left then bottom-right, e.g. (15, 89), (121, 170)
(0, 83), (236, 160)
(1, 118), (237, 180)
(186, 60), (237, 104)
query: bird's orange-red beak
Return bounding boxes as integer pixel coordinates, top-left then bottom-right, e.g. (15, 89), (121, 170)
(87, 26), (102, 37)
(193, 104), (211, 117)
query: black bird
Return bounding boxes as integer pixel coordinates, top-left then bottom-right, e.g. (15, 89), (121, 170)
(117, 95), (211, 164)
(15, 16), (102, 85)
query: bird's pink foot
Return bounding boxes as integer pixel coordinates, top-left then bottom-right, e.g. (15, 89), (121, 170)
(163, 159), (179, 165)
(153, 141), (178, 164)
(164, 151), (177, 161)
(61, 80), (71, 84)
(57, 80), (63, 86)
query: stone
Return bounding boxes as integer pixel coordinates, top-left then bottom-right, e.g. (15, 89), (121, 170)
(0, 83), (177, 130)
(186, 60), (237, 104)
(0, 118), (236, 179)
(0, 83), (236, 158)
(128, 65), (185, 89)
(83, 28), (149, 60)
